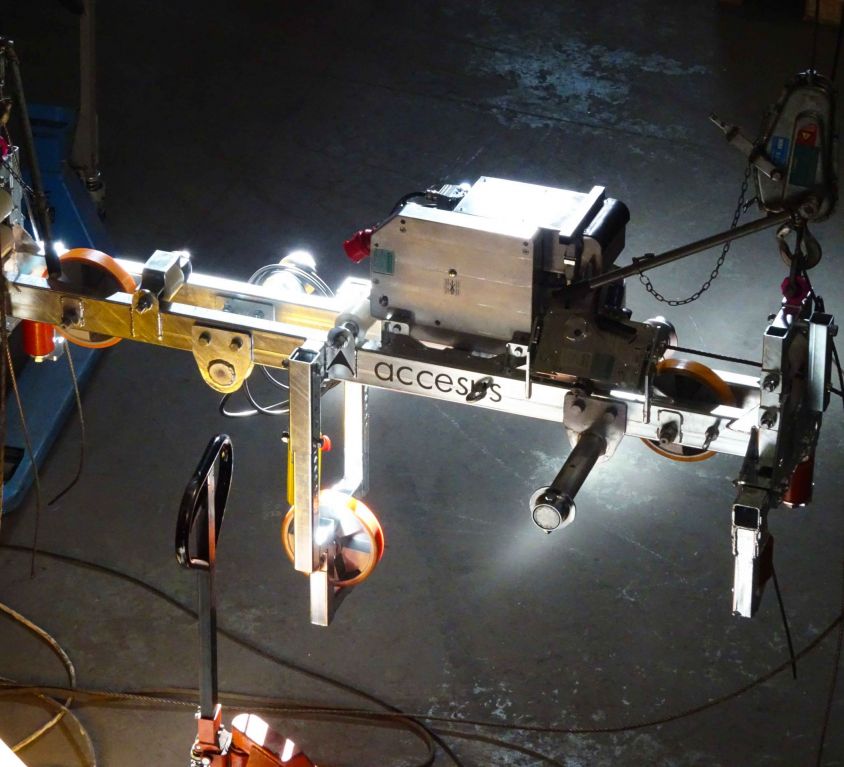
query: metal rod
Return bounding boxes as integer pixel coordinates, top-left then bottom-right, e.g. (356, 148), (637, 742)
(586, 211), (792, 290)
(197, 467), (218, 721)
(3, 40), (60, 278)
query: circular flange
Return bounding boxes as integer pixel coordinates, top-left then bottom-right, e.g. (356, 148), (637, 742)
(529, 486), (576, 533)
(281, 489), (385, 587)
(641, 358), (734, 462)
(52, 249), (136, 348)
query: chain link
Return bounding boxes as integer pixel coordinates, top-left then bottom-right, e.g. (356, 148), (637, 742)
(638, 163), (752, 306)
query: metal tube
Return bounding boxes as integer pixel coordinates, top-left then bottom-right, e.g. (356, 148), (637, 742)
(197, 468), (218, 720)
(550, 431), (607, 499)
(586, 211), (792, 290)
(531, 431), (607, 532)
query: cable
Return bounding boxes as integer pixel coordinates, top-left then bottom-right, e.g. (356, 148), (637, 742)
(0, 602), (97, 765)
(3, 342), (44, 576)
(665, 345), (761, 368)
(0, 544), (462, 767)
(771, 563), (798, 680)
(48, 345), (85, 505)
(0, 677), (96, 766)
(219, 259), (336, 420)
(2, 544), (843, 743)
(810, 0), (821, 73)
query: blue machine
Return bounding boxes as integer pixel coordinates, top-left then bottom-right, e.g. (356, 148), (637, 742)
(3, 104), (109, 511)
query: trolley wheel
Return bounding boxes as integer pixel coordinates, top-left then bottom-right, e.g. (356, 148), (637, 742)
(641, 358), (734, 462)
(281, 489), (384, 587)
(52, 248), (136, 348)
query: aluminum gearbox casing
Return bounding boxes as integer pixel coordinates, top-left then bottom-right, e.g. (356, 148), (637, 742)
(369, 177), (619, 348)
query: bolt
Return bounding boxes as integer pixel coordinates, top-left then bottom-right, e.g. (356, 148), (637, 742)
(136, 290), (154, 313)
(254, 309), (265, 319)
(378, 295), (389, 307)
(760, 409), (778, 429)
(392, 323), (402, 333)
(704, 424), (720, 449)
(448, 268), (457, 277)
(603, 406), (617, 423)
(229, 336), (243, 351)
(60, 308), (79, 328)
(208, 360), (236, 387)
(281, 432), (290, 444)
(570, 398), (586, 414)
(657, 421), (678, 445)
(763, 373), (780, 392)
(198, 331), (211, 346)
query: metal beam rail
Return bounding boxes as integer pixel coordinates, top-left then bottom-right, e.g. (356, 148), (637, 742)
(4, 254), (767, 623)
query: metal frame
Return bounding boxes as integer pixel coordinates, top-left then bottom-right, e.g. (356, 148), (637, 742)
(3, 247), (832, 624)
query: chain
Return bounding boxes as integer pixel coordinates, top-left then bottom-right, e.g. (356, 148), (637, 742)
(638, 162), (752, 306)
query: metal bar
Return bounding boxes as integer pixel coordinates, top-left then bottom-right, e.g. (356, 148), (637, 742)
(585, 211), (792, 290)
(70, 0), (98, 181)
(7, 273), (322, 369)
(808, 313), (833, 413)
(335, 382), (368, 497)
(289, 345), (323, 573)
(197, 463), (218, 720)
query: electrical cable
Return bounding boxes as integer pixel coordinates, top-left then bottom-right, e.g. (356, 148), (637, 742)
(48, 345), (85, 505)
(219, 259), (335, 420)
(0, 602), (97, 766)
(810, 0), (821, 73)
(771, 562), (798, 680)
(3, 339), (44, 577)
(664, 345), (761, 368)
(0, 545), (463, 767)
(2, 544), (843, 745)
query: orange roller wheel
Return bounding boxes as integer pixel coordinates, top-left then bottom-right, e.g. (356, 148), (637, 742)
(642, 358), (735, 462)
(50, 248), (136, 348)
(281, 489), (384, 587)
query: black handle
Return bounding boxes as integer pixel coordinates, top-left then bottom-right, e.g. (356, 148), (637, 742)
(175, 434), (233, 570)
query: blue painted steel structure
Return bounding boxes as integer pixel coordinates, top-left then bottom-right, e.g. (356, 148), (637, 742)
(3, 104), (110, 511)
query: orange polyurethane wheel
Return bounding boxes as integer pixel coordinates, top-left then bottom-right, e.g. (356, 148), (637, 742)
(641, 358), (735, 462)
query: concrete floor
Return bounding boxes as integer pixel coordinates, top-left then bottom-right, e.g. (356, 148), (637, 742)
(2, 1), (844, 765)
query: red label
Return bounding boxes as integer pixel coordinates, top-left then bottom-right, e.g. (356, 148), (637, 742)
(796, 123), (818, 146)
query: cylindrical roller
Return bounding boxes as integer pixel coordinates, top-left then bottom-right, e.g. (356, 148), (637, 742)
(21, 320), (55, 360)
(530, 431), (607, 533)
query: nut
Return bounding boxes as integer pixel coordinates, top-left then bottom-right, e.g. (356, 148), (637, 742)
(208, 360), (236, 387)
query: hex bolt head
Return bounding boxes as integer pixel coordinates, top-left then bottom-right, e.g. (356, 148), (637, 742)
(198, 331), (211, 346)
(570, 398), (586, 413)
(136, 291), (154, 313)
(229, 336), (243, 351)
(378, 295), (389, 307)
(657, 421), (679, 445)
(763, 373), (780, 392)
(208, 360), (236, 387)
(760, 408), (778, 429)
